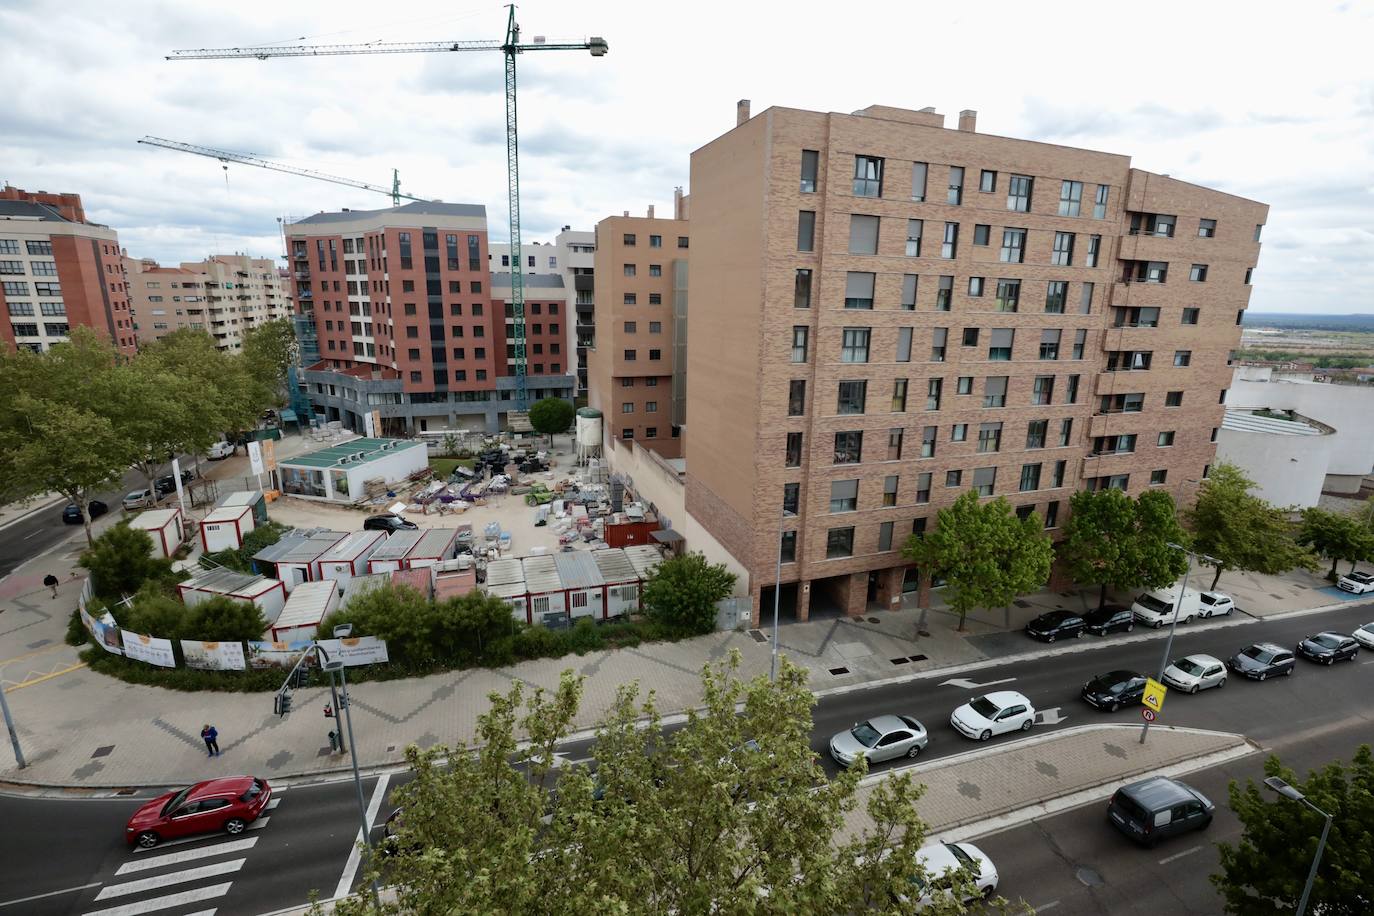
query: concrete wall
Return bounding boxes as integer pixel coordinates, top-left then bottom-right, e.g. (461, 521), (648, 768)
(1228, 375), (1374, 483)
(1215, 421), (1335, 508)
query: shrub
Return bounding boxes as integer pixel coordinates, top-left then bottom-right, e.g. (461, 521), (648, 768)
(66, 609), (87, 646)
(80, 523), (177, 601)
(642, 552), (738, 637)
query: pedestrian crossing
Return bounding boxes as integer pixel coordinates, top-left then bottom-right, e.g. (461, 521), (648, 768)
(82, 789), (287, 916)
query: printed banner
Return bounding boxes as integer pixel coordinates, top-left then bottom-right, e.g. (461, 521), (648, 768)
(248, 440), (264, 476)
(81, 607), (124, 655)
(316, 636), (389, 666)
(180, 640), (247, 671)
(120, 630), (177, 668)
(262, 438), (277, 472)
(245, 639), (313, 670)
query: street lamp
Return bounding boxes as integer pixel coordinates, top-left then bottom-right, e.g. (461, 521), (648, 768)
(1263, 775), (1333, 916)
(770, 509), (796, 683)
(1140, 541), (1219, 744)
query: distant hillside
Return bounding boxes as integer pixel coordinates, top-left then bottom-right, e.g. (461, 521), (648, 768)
(1243, 312), (1374, 332)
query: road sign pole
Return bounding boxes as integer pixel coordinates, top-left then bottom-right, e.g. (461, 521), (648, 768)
(0, 682), (26, 769)
(1141, 544), (1208, 744)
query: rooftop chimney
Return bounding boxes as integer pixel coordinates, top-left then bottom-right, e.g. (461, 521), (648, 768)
(737, 99), (751, 126)
(647, 204), (655, 219)
(958, 110), (977, 132)
(673, 187), (685, 220)
(623, 210), (630, 217)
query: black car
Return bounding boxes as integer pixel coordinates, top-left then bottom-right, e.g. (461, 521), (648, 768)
(364, 514), (419, 532)
(1226, 643), (1296, 681)
(62, 500), (108, 524)
(1024, 610), (1087, 642)
(154, 470), (196, 496)
(1081, 670), (1147, 712)
(1082, 605), (1135, 636)
(1296, 632), (1359, 665)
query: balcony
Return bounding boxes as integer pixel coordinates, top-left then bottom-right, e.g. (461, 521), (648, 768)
(294, 270), (311, 280)
(575, 301), (594, 317)
(1116, 233), (1176, 263)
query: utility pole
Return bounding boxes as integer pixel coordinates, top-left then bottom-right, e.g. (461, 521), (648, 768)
(0, 683), (26, 769)
(1140, 543), (1218, 744)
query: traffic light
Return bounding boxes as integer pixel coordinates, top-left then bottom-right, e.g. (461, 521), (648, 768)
(274, 690), (293, 717)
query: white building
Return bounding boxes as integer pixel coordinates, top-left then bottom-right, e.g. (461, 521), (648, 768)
(1215, 409), (1336, 508)
(277, 437), (428, 502)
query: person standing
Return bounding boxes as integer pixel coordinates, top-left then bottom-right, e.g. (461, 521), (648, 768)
(201, 724), (220, 757)
(43, 574), (59, 599)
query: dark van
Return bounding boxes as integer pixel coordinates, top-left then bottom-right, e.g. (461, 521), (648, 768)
(1107, 776), (1213, 846)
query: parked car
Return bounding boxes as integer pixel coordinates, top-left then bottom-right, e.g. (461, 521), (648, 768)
(1162, 654), (1227, 693)
(1082, 604), (1135, 636)
(829, 715), (928, 768)
(62, 500), (107, 524)
(154, 470), (196, 496)
(1081, 670), (1147, 712)
(1107, 776), (1213, 847)
(1197, 591), (1236, 618)
(1337, 570), (1374, 594)
(123, 489), (156, 510)
(950, 691), (1035, 742)
(1296, 631), (1359, 665)
(125, 776), (271, 848)
(1353, 622), (1374, 651)
(364, 514), (419, 532)
(1226, 642), (1296, 681)
(1131, 585), (1201, 628)
(899, 841), (999, 906)
(207, 441), (235, 460)
(1024, 610), (1087, 642)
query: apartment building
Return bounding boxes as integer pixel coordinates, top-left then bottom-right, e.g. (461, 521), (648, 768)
(124, 254), (291, 349)
(284, 201), (571, 435)
(686, 102), (1267, 625)
(0, 185), (135, 354)
(588, 204), (689, 459)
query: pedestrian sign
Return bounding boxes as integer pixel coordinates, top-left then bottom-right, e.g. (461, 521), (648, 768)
(1142, 708), (1156, 722)
(1143, 678), (1167, 713)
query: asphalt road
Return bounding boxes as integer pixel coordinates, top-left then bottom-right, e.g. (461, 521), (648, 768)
(0, 467), (155, 579)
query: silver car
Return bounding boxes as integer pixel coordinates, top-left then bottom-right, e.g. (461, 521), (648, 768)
(1162, 654), (1227, 693)
(829, 715), (928, 768)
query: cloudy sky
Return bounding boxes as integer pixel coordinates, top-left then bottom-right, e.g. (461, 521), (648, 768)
(2, 0), (1370, 315)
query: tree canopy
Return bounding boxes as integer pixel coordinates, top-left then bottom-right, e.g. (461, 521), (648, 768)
(1059, 489), (1190, 609)
(527, 396), (575, 441)
(1297, 507), (1373, 579)
(79, 523), (179, 602)
(641, 551), (738, 636)
(1184, 462), (1316, 589)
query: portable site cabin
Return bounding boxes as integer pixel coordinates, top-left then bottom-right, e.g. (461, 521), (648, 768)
(404, 527), (459, 569)
(199, 504), (256, 552)
(278, 437), (428, 503)
(128, 507), (185, 559)
(622, 544), (665, 582)
(433, 560), (478, 601)
(522, 555), (566, 623)
(318, 530), (386, 588)
(215, 490), (269, 527)
(554, 552), (606, 621)
(366, 529), (425, 574)
(251, 528), (349, 591)
(265, 579), (338, 643)
(341, 571), (391, 610)
(484, 557), (528, 623)
(390, 566), (434, 600)
(592, 549), (641, 618)
(177, 568), (287, 621)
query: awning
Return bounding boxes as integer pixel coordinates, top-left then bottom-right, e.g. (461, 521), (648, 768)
(650, 528), (685, 545)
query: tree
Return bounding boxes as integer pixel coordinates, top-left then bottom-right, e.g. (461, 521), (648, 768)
(79, 524), (177, 601)
(1298, 507), (1374, 579)
(331, 655), (1005, 915)
(240, 318), (298, 402)
(642, 551), (738, 636)
(116, 355), (202, 498)
(1184, 462), (1317, 590)
(1212, 745), (1374, 914)
(182, 595), (268, 642)
(528, 396), (574, 444)
(1059, 490), (1190, 610)
(904, 491), (1053, 631)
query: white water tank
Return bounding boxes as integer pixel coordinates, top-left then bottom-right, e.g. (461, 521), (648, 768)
(575, 407), (603, 464)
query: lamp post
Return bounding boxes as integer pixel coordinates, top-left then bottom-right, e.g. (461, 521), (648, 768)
(1140, 542), (1218, 744)
(1263, 775), (1333, 916)
(770, 509), (796, 683)
(327, 623), (381, 908)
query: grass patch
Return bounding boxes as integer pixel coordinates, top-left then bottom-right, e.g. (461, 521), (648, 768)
(429, 457), (476, 478)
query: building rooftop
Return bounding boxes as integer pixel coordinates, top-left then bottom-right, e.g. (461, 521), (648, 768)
(180, 568), (270, 594)
(290, 201), (485, 226)
(0, 200), (74, 223)
(253, 529), (349, 564)
(280, 437), (424, 468)
(1222, 409), (1329, 437)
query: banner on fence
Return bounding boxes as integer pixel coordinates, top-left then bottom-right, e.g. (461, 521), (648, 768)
(120, 630), (177, 668)
(81, 606), (124, 655)
(315, 636), (389, 666)
(246, 640), (313, 670)
(181, 640), (247, 671)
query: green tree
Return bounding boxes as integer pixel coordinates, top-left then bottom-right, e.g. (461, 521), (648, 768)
(1212, 745), (1374, 914)
(141, 330), (261, 467)
(116, 355), (202, 498)
(332, 655), (1007, 915)
(904, 491), (1053, 631)
(642, 551), (738, 636)
(1184, 462), (1317, 590)
(1060, 490), (1191, 610)
(1134, 490), (1193, 588)
(79, 524), (178, 601)
(1297, 507), (1373, 578)
(527, 396), (575, 444)
(182, 595), (268, 642)
(240, 318), (298, 401)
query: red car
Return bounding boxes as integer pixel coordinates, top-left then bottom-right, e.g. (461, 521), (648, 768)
(125, 776), (271, 848)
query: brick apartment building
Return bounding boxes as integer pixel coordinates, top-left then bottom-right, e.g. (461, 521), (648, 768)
(124, 254), (292, 349)
(686, 103), (1267, 624)
(0, 185), (136, 355)
(588, 200), (689, 459)
(284, 201), (572, 435)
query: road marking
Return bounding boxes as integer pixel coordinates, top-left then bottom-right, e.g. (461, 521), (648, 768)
(1157, 844), (1203, 865)
(82, 882), (231, 916)
(247, 816), (270, 831)
(95, 860), (244, 900)
(0, 643), (68, 667)
(0, 882), (103, 909)
(2, 662), (87, 690)
(266, 797), (283, 810)
(1031, 902), (1060, 912)
(334, 773), (390, 900)
(938, 677), (1016, 690)
(117, 838), (257, 875)
(1035, 707), (1069, 726)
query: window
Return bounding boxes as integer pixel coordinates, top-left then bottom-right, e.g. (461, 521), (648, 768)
(1198, 218), (1217, 238)
(624, 349), (637, 361)
(788, 380), (806, 415)
(936, 275), (953, 311)
(837, 379), (867, 414)
(834, 431), (863, 464)
(845, 271), (875, 309)
(978, 422), (1003, 453)
(889, 428), (905, 460)
(25, 240), (52, 255)
(826, 527), (855, 559)
(830, 479), (859, 512)
(1093, 184), (1109, 219)
(973, 224), (990, 246)
(1237, 308), (1245, 326)
(988, 327), (1014, 361)
(1020, 463), (1042, 492)
(1219, 388), (1228, 404)
(930, 327), (947, 362)
(995, 279), (1021, 312)
(901, 274), (918, 310)
(795, 269), (812, 308)
(878, 521), (895, 552)
(1187, 263), (1209, 283)
(952, 423), (968, 442)
(30, 261), (58, 276)
(1007, 174), (1033, 211)
(649, 349), (662, 360)
(980, 169), (997, 192)
(1080, 282), (1094, 315)
(800, 150), (819, 192)
(649, 264), (662, 277)
(649, 322), (661, 333)
(622, 264), (637, 279)
(957, 376), (973, 395)
(1148, 469), (1168, 486)
(1026, 420), (1048, 449)
(623, 233), (636, 246)
(883, 475), (899, 507)
(896, 327), (912, 362)
(624, 321), (638, 334)
(926, 377), (943, 410)
(785, 432), (803, 467)
(911, 162), (928, 201)
(983, 376), (1008, 408)
(1245, 267), (1253, 285)
(973, 467), (997, 496)
(1051, 232), (1075, 266)
(1084, 234), (1101, 268)
(853, 155), (884, 197)
(798, 211), (816, 252)
(7, 301), (33, 316)
(946, 470), (963, 488)
(1158, 431), (1176, 447)
(1040, 329), (1061, 360)
(2, 281), (27, 296)
(962, 327), (980, 347)
(921, 426), (937, 458)
(1032, 376), (1055, 405)
(1114, 306), (1160, 328)
(678, 236), (689, 249)
(948, 166), (965, 205)
(1099, 392), (1144, 414)
(621, 402), (635, 414)
(968, 276), (985, 297)
(1092, 434), (1137, 456)
(0, 261), (24, 275)
(917, 472), (932, 503)
(1165, 391), (1184, 407)
(649, 235), (661, 249)
(1000, 229), (1026, 263)
(1065, 374), (1080, 404)
(1174, 350), (1192, 367)
(791, 326), (809, 362)
(904, 219), (923, 257)
(779, 530), (797, 563)
(1059, 180), (1083, 216)
(891, 378), (909, 412)
(1045, 281), (1068, 313)
(1052, 458), (1068, 486)
(0, 240), (17, 254)
(837, 328), (870, 364)
(941, 222), (959, 259)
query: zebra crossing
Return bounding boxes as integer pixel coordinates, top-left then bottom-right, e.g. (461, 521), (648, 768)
(81, 790), (286, 916)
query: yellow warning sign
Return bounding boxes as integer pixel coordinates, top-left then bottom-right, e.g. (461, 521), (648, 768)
(1143, 677), (1168, 713)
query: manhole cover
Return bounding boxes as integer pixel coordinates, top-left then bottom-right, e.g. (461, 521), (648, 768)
(1076, 866), (1105, 887)
(890, 657), (911, 666)
(909, 654), (928, 662)
(748, 629), (768, 643)
(91, 745), (114, 759)
(828, 666), (850, 676)
(867, 617), (881, 624)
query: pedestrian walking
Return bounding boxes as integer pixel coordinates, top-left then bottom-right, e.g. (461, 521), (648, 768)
(201, 724), (220, 757)
(43, 574), (59, 600)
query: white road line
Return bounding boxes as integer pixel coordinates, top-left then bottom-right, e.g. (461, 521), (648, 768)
(117, 838), (257, 875)
(333, 773), (390, 900)
(1157, 844), (1203, 865)
(246, 816), (270, 831)
(0, 882), (103, 909)
(81, 882), (231, 916)
(95, 860), (244, 901)
(1031, 902), (1060, 912)
(266, 797), (283, 811)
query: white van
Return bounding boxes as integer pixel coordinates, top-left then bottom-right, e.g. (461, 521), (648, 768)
(1131, 585), (1203, 628)
(207, 441), (235, 460)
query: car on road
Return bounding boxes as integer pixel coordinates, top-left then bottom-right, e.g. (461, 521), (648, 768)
(1197, 591), (1236, 618)
(1024, 610), (1087, 642)
(1081, 670), (1148, 712)
(1108, 776), (1213, 847)
(1337, 570), (1374, 594)
(125, 776), (271, 848)
(122, 489), (157, 510)
(900, 841), (999, 905)
(1296, 631), (1359, 665)
(829, 715), (928, 768)
(62, 500), (107, 524)
(207, 440), (235, 460)
(364, 513), (419, 532)
(154, 470), (195, 496)
(1082, 604), (1135, 636)
(950, 691), (1035, 742)
(1131, 585), (1200, 628)
(1162, 654), (1227, 693)
(1226, 642), (1296, 681)
(1353, 622), (1374, 650)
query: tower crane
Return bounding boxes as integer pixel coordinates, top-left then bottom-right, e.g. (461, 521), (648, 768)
(137, 136), (426, 206)
(167, 6), (609, 411)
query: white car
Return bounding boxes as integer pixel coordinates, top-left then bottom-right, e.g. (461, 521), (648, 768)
(1337, 571), (1374, 595)
(1352, 622), (1374, 650)
(122, 489), (156, 510)
(903, 841), (999, 906)
(1162, 654), (1227, 693)
(950, 691), (1035, 742)
(1198, 592), (1235, 618)
(206, 441), (235, 460)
